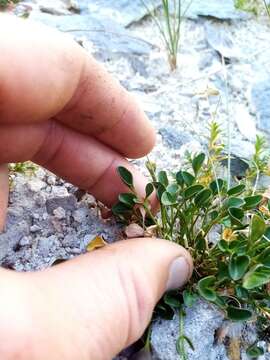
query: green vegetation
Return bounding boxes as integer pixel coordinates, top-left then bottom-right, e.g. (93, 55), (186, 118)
(8, 162), (37, 176)
(235, 0), (270, 17)
(0, 0), (19, 8)
(142, 0), (193, 71)
(113, 122), (270, 358)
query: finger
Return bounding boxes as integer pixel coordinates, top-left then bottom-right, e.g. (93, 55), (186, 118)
(0, 122), (157, 207)
(0, 164), (9, 232)
(29, 238), (193, 360)
(0, 15), (155, 158)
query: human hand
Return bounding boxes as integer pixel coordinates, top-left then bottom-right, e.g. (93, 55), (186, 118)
(0, 14), (156, 228)
(0, 15), (193, 360)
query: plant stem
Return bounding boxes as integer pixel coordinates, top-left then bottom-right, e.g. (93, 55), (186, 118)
(178, 308), (188, 360)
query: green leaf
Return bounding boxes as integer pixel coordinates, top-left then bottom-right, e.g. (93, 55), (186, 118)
(257, 248), (270, 267)
(192, 153), (205, 175)
(117, 166), (134, 188)
(250, 214), (266, 242)
(243, 265), (270, 289)
(155, 183), (166, 201)
(227, 184), (245, 196)
(243, 195), (262, 210)
(228, 207), (244, 226)
(158, 171), (169, 187)
(264, 227), (270, 241)
(229, 254), (250, 281)
(161, 191), (177, 206)
(184, 184), (204, 199)
(145, 183), (154, 198)
(217, 262), (229, 281)
(195, 231), (207, 251)
(176, 171), (184, 187)
(118, 193), (137, 208)
(224, 197), (245, 209)
(166, 183), (179, 195)
(112, 202), (132, 215)
(182, 335), (195, 351)
(164, 292), (181, 309)
(183, 290), (197, 307)
(181, 171), (195, 186)
(209, 210), (219, 221)
(209, 179), (225, 195)
(214, 295), (227, 309)
(226, 306), (253, 321)
(235, 285), (249, 300)
(194, 189), (212, 207)
(218, 240), (230, 253)
(198, 276), (216, 301)
(246, 344), (264, 358)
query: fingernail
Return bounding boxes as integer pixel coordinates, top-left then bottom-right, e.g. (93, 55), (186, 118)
(166, 257), (191, 291)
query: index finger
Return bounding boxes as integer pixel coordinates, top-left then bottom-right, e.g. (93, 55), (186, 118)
(0, 15), (155, 158)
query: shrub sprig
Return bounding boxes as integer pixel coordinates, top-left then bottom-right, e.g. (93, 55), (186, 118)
(113, 122), (270, 358)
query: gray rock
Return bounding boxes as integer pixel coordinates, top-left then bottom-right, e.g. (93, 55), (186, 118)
(53, 207), (66, 220)
(38, 235), (58, 257)
(27, 178), (46, 192)
(87, 0), (160, 28)
(185, 0), (250, 20)
(251, 80), (270, 136)
(151, 300), (226, 360)
(234, 105), (256, 141)
(72, 207), (89, 223)
(205, 22), (241, 60)
(29, 12), (154, 60)
(46, 194), (77, 215)
(19, 236), (32, 247)
(39, 0), (71, 16)
(30, 225), (41, 233)
(159, 127), (193, 149)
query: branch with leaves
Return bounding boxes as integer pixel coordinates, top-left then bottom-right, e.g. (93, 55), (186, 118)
(113, 122), (270, 358)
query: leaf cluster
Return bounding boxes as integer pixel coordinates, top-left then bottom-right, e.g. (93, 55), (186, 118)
(113, 123), (270, 357)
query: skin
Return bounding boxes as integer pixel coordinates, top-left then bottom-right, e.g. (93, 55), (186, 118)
(0, 15), (193, 360)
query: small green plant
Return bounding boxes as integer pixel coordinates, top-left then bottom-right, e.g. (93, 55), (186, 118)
(8, 162), (37, 187)
(235, 0), (261, 14)
(0, 0), (19, 8)
(235, 0), (270, 17)
(142, 0), (193, 71)
(113, 123), (270, 358)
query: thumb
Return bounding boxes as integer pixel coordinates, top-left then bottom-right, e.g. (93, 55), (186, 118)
(29, 238), (193, 360)
(0, 164), (9, 232)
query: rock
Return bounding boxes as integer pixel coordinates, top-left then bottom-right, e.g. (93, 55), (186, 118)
(19, 236), (32, 247)
(185, 0), (250, 20)
(205, 22), (242, 60)
(38, 235), (58, 257)
(159, 127), (193, 149)
(234, 104), (257, 141)
(230, 138), (255, 160)
(46, 194), (77, 215)
(129, 56), (149, 77)
(151, 300), (226, 360)
(30, 225), (41, 233)
(53, 207), (66, 220)
(87, 0), (160, 28)
(27, 178), (46, 192)
(29, 12), (154, 60)
(46, 175), (56, 185)
(72, 207), (89, 223)
(39, 0), (71, 16)
(251, 80), (270, 136)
